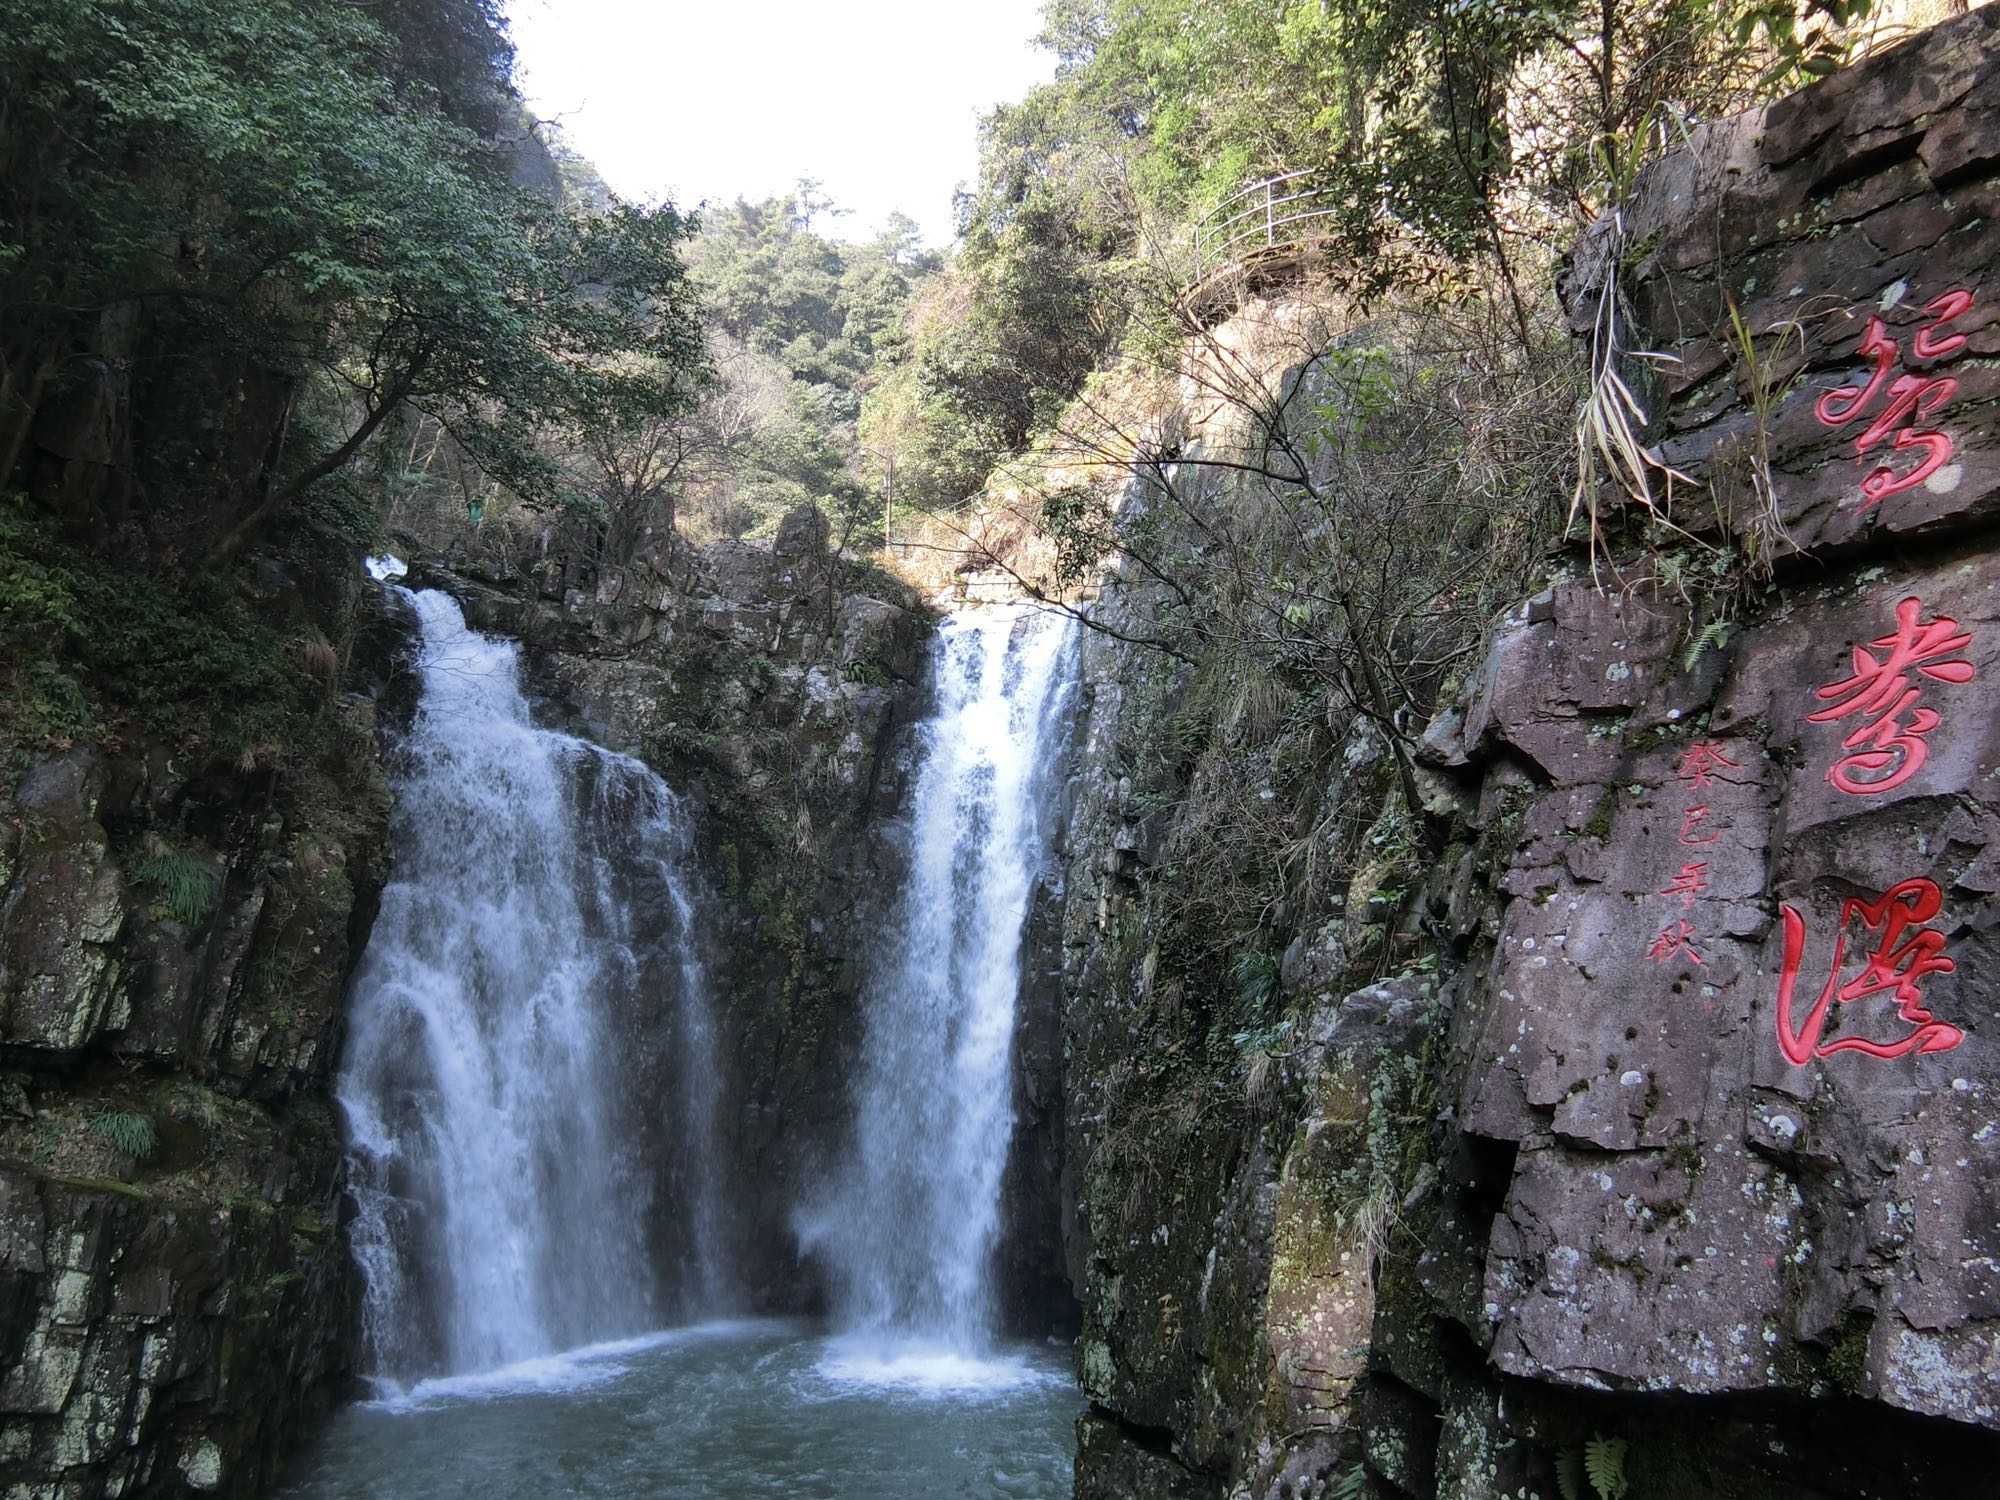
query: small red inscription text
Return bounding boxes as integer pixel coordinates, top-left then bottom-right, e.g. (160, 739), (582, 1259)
(1646, 918), (1703, 966)
(1675, 741), (1739, 790)
(1659, 861), (1709, 908)
(1677, 805), (1720, 845)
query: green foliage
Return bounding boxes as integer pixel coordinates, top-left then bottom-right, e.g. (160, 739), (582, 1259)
(1557, 1448), (1585, 1500)
(697, 190), (934, 411)
(1682, 618), (1731, 672)
(2, 0), (707, 553)
(1824, 1313), (1872, 1393)
(5, 658), (92, 752)
(131, 846), (217, 926)
(584, 189), (941, 546)
(1583, 1435), (1630, 1499)
(861, 0), (1888, 519)
(0, 496), (308, 756)
(88, 1110), (157, 1163)
(1735, 0), (1879, 84)
(859, 68), (1137, 508)
(1228, 947), (1283, 1024)
(1570, 1435), (1629, 1500)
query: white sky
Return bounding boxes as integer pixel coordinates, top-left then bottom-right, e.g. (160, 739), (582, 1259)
(505, 0), (1056, 246)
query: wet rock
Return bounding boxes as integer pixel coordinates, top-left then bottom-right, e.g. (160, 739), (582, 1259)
(1, 751), (126, 1054)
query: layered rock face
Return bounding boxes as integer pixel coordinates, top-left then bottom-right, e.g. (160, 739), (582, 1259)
(0, 551), (394, 1499)
(1065, 12), (2000, 1497)
(1425, 5), (2000, 1468)
(1059, 348), (1455, 1500)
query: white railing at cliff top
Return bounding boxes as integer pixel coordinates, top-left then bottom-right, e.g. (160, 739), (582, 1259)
(1192, 168), (1344, 277)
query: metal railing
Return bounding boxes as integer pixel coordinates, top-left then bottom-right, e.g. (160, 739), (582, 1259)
(1191, 168), (1344, 278)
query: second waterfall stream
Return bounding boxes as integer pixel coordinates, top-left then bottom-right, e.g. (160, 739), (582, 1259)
(802, 604), (1079, 1370)
(338, 587), (728, 1389)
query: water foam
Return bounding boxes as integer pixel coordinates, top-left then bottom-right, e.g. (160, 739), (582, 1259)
(340, 587), (727, 1384)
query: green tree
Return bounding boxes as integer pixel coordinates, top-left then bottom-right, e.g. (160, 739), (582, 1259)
(0, 0), (708, 562)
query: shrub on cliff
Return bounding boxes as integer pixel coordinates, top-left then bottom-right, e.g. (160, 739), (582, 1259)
(0, 493), (307, 761)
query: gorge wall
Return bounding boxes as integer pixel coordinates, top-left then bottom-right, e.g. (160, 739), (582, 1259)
(0, 531), (394, 1499)
(7, 11), (2000, 1500)
(1059, 10), (2000, 1498)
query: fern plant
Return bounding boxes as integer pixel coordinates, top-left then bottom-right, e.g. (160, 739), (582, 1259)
(1585, 1436), (1630, 1499)
(1682, 618), (1731, 673)
(1557, 1435), (1630, 1500)
(131, 844), (216, 926)
(1228, 947), (1282, 1021)
(88, 1110), (157, 1163)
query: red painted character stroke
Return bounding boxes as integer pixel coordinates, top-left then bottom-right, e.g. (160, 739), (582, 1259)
(1813, 290), (1973, 509)
(1776, 879), (1962, 1064)
(1646, 918), (1703, 965)
(1659, 861), (1709, 908)
(1678, 805), (1721, 845)
(1806, 595), (1975, 795)
(1675, 740), (1739, 790)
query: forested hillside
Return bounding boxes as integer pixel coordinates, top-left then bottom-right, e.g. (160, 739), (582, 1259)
(860, 0), (1893, 515)
(1, 0), (706, 758)
(3, 1), (1996, 1497)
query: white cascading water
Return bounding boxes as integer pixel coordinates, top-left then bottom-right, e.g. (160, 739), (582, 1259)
(340, 586), (726, 1388)
(804, 605), (1078, 1359)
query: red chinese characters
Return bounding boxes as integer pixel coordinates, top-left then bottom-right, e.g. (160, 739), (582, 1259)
(1813, 289), (1974, 510)
(1678, 805), (1720, 845)
(1776, 879), (1962, 1063)
(1673, 739), (1738, 853)
(1658, 861), (1709, 907)
(1806, 595), (1975, 795)
(1776, 594), (1975, 1063)
(1675, 740), (1738, 790)
(1647, 918), (1703, 966)
(1643, 740), (1744, 964)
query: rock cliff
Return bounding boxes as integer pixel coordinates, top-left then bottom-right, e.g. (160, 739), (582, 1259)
(0, 532), (394, 1499)
(1059, 11), (2000, 1496)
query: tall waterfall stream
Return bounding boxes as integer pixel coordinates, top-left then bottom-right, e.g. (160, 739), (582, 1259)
(287, 588), (1078, 1497)
(805, 606), (1078, 1365)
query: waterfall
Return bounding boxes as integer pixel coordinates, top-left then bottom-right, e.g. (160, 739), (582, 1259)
(804, 605), (1078, 1355)
(339, 588), (726, 1388)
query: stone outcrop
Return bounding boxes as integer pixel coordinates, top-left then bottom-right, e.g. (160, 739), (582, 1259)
(1400, 9), (2000, 1474)
(1062, 12), (2000, 1497)
(0, 539), (394, 1499)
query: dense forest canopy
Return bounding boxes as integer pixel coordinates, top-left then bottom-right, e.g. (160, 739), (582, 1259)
(661, 190), (937, 543)
(0, 0), (1916, 761)
(858, 0), (1890, 510)
(0, 0), (710, 755)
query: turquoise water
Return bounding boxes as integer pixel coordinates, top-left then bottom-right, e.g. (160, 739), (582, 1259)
(281, 1320), (1079, 1499)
